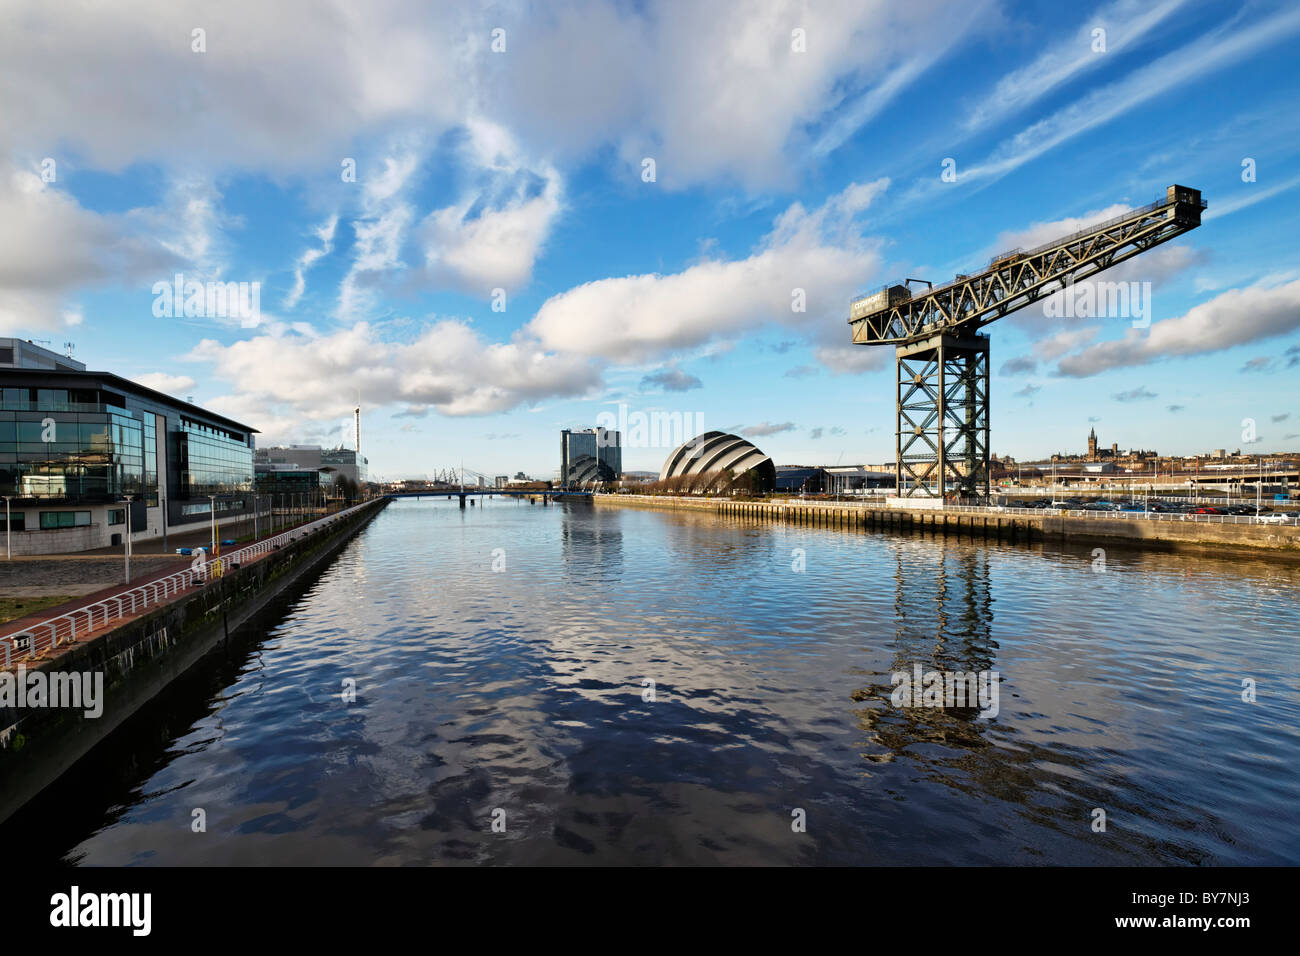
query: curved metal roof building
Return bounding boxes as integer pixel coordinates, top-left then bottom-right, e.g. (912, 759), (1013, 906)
(659, 431), (776, 490)
(565, 454), (607, 488)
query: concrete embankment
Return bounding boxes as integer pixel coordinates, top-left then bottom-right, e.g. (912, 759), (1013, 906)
(593, 494), (1300, 559)
(0, 498), (389, 825)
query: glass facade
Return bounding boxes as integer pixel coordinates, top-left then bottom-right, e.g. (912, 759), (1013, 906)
(144, 414), (158, 506)
(39, 510), (92, 529)
(0, 376), (254, 532)
(255, 470), (332, 497)
(560, 428), (621, 487)
(0, 386), (151, 501)
(178, 418), (254, 496)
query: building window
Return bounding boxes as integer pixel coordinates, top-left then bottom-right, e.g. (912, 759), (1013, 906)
(5, 513), (24, 532)
(39, 510), (92, 529)
(108, 508), (125, 525)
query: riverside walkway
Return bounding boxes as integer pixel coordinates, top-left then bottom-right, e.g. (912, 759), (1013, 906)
(0, 503), (375, 671)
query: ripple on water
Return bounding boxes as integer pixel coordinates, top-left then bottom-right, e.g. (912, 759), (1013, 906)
(23, 497), (1300, 866)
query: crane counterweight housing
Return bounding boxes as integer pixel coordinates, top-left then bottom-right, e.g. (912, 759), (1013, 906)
(849, 184), (1205, 500)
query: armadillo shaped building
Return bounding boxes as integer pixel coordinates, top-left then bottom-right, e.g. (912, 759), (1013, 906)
(659, 431), (775, 492)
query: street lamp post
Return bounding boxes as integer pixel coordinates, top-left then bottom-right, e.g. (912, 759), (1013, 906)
(121, 495), (135, 584)
(4, 495), (11, 560)
(208, 494), (217, 554)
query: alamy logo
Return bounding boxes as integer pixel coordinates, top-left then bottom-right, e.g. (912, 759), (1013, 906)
(49, 886), (151, 936)
(595, 403), (704, 451)
(1043, 277), (1152, 328)
(0, 666), (103, 718)
(890, 663), (1000, 718)
(152, 273), (260, 327)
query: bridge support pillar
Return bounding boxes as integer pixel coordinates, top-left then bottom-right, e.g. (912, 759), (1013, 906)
(458, 494), (466, 509)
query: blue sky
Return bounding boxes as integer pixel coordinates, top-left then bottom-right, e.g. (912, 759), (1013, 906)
(3, 0), (1299, 480)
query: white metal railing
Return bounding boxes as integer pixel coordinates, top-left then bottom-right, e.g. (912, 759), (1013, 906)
(942, 502), (1300, 526)
(0, 501), (376, 669)
(709, 496), (1298, 527)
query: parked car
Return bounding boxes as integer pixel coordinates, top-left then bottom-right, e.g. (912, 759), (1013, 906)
(175, 547), (193, 555)
(1190, 507), (1224, 515)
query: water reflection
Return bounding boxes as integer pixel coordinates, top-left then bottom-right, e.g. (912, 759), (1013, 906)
(4, 498), (1298, 866)
(559, 500), (624, 582)
(853, 543), (998, 764)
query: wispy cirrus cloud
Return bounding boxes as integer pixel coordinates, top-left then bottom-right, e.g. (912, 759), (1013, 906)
(284, 214), (338, 310)
(961, 0), (1190, 135)
(943, 4), (1300, 192)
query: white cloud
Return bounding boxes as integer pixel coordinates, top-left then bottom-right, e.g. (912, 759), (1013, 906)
(952, 5), (1300, 190)
(493, 0), (987, 188)
(813, 0), (995, 157)
(961, 0), (1189, 135)
(284, 214), (339, 310)
(0, 0), (988, 336)
(132, 372), (198, 395)
(0, 0), (983, 191)
(813, 345), (888, 375)
(418, 120), (563, 292)
(744, 421), (797, 437)
(1204, 172), (1300, 222)
(0, 163), (177, 332)
(526, 179), (888, 365)
(1055, 278), (1300, 377)
(186, 320), (603, 431)
(992, 204), (1131, 254)
(1034, 326), (1100, 362)
(0, 1), (468, 173)
(338, 151), (421, 318)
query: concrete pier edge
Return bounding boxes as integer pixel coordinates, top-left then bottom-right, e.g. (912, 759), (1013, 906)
(592, 494), (1300, 561)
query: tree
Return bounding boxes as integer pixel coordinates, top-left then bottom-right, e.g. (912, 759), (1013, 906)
(334, 474), (359, 502)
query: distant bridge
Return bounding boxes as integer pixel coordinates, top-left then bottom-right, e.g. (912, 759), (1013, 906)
(382, 465), (600, 507)
(384, 488), (593, 507)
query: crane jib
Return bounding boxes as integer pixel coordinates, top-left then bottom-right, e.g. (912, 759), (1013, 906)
(848, 184), (1205, 347)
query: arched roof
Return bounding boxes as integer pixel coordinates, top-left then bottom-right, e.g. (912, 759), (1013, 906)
(660, 431), (775, 485)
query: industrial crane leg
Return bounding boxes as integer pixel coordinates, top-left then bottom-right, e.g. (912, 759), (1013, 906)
(895, 333), (990, 500)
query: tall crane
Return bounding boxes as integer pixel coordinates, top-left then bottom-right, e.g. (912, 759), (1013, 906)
(848, 184), (1206, 499)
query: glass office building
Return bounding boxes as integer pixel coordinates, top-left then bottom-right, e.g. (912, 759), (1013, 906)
(0, 366), (256, 554)
(560, 427), (622, 488)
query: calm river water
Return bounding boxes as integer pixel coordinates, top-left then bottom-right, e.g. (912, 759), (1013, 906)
(10, 497), (1300, 865)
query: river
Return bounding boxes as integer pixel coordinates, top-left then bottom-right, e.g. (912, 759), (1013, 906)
(9, 496), (1299, 865)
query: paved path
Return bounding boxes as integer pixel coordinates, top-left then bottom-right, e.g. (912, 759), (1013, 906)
(0, 557), (185, 598)
(0, 511), (350, 670)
